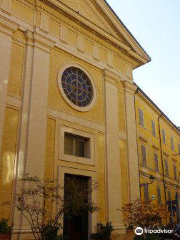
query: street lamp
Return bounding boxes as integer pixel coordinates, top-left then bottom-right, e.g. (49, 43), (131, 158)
(140, 175), (155, 187)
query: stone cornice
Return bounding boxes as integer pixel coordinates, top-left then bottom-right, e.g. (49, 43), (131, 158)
(96, 0), (150, 61)
(103, 69), (119, 86)
(0, 15), (19, 36)
(124, 81), (137, 94)
(37, 0), (147, 67)
(25, 29), (55, 52)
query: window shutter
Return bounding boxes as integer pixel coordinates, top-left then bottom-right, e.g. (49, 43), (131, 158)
(162, 130), (166, 144)
(173, 164), (177, 180)
(171, 137), (174, 150)
(151, 120), (156, 136)
(165, 159), (169, 176)
(154, 153), (159, 172)
(144, 185), (149, 201)
(139, 109), (144, 127)
(157, 187), (161, 204)
(141, 145), (146, 166)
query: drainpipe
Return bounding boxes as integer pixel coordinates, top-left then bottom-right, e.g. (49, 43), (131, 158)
(158, 113), (168, 224)
(134, 86), (142, 199)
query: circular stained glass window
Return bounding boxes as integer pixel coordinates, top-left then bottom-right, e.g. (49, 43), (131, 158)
(61, 67), (93, 107)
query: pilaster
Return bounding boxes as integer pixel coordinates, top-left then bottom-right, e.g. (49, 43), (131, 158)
(25, 32), (54, 177)
(104, 69), (125, 238)
(0, 18), (18, 160)
(124, 81), (140, 201)
(12, 31), (55, 239)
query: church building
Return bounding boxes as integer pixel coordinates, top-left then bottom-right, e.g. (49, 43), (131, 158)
(1, 1), (179, 240)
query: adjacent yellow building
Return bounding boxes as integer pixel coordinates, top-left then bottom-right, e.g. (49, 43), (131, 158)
(136, 88), (180, 224)
(0, 0), (179, 240)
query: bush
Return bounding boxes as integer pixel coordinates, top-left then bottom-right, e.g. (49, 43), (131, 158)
(0, 218), (13, 235)
(42, 221), (60, 240)
(90, 222), (114, 240)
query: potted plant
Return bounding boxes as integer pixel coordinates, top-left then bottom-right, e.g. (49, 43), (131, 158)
(0, 218), (13, 240)
(90, 222), (114, 240)
(126, 224), (133, 234)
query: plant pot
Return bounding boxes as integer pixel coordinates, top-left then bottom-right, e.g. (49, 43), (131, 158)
(0, 234), (11, 240)
(126, 229), (133, 234)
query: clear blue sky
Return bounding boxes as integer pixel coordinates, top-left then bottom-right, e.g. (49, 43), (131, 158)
(106, 0), (180, 126)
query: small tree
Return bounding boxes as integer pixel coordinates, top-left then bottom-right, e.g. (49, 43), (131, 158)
(122, 198), (166, 229)
(8, 174), (99, 240)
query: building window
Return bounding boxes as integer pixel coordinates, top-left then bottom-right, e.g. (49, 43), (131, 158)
(175, 192), (178, 201)
(61, 67), (93, 107)
(173, 164), (177, 180)
(162, 130), (166, 144)
(164, 159), (169, 176)
(139, 109), (144, 127)
(178, 144), (180, 154)
(167, 191), (171, 201)
(171, 137), (174, 151)
(157, 187), (162, 204)
(154, 153), (159, 172)
(144, 185), (149, 201)
(64, 133), (89, 158)
(151, 120), (156, 137)
(141, 145), (147, 166)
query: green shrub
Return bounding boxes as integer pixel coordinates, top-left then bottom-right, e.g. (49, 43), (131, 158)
(90, 222), (114, 240)
(0, 218), (13, 234)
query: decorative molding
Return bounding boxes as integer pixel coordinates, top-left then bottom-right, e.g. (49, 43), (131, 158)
(40, 12), (49, 32)
(93, 43), (99, 60)
(60, 24), (67, 43)
(33, 30), (55, 52)
(172, 158), (177, 163)
(163, 152), (169, 157)
(126, 64), (133, 79)
(0, 3), (133, 81)
(152, 144), (159, 151)
(0, 0), (12, 14)
(124, 80), (137, 94)
(104, 68), (119, 85)
(77, 33), (84, 52)
(139, 136), (148, 143)
(47, 107), (105, 132)
(107, 50), (113, 68)
(0, 15), (19, 36)
(42, 0), (149, 65)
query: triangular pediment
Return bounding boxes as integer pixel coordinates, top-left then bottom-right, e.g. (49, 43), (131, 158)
(60, 0), (123, 39)
(57, 0), (150, 65)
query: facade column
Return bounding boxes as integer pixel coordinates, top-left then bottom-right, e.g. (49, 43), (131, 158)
(0, 19), (18, 158)
(104, 69), (124, 238)
(24, 33), (54, 177)
(124, 81), (140, 201)
(11, 32), (54, 238)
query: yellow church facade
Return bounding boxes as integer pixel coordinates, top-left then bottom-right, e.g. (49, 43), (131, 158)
(0, 0), (179, 240)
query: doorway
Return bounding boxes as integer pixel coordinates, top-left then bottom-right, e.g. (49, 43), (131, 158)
(63, 174), (90, 240)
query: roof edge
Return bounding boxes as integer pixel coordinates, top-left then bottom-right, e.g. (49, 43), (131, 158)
(104, 0), (151, 64)
(136, 85), (180, 134)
